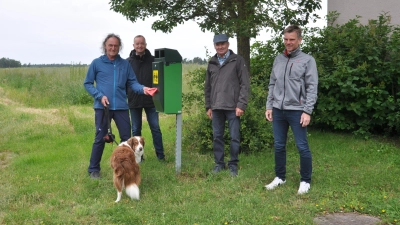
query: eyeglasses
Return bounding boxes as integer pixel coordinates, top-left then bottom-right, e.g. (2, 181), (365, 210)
(107, 44), (120, 48)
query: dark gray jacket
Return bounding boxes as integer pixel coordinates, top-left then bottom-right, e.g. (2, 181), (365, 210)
(266, 48), (318, 115)
(205, 50), (250, 111)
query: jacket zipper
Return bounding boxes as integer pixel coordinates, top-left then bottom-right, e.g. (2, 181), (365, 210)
(113, 62), (116, 110)
(281, 59), (291, 109)
(289, 63), (293, 76)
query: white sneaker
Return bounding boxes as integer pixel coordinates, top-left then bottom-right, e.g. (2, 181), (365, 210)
(297, 181), (310, 194)
(265, 177), (286, 190)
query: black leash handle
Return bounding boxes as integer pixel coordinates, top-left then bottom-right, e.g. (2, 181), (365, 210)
(103, 105), (119, 145)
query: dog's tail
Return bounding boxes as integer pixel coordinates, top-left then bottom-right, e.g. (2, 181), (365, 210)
(125, 184), (140, 200)
(122, 160), (140, 200)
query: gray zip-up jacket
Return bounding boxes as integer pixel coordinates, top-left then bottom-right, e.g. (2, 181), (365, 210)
(266, 48), (318, 115)
(205, 50), (250, 111)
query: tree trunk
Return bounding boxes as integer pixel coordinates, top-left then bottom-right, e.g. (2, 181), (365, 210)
(236, 35), (251, 74)
(235, 0), (252, 73)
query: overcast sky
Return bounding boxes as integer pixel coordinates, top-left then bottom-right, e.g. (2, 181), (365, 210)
(1, 0), (327, 65)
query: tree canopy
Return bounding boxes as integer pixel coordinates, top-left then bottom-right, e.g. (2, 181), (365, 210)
(109, 0), (322, 69)
(0, 57), (21, 68)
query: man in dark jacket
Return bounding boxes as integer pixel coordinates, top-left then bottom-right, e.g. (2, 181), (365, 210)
(204, 34), (250, 176)
(127, 35), (165, 160)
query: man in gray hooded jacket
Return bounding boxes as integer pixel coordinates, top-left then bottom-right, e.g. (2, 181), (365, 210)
(265, 25), (318, 194)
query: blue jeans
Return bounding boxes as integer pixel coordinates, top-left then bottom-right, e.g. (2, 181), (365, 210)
(212, 110), (241, 167)
(130, 107), (165, 159)
(272, 108), (312, 183)
(88, 109), (131, 173)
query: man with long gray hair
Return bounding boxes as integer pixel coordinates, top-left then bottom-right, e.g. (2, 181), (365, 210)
(84, 33), (151, 179)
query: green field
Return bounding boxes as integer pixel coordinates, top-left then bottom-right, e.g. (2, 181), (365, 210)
(0, 66), (399, 224)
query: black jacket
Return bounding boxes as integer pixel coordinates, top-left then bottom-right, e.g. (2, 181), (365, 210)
(127, 49), (155, 108)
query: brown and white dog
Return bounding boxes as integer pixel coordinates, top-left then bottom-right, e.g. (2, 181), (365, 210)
(110, 136), (144, 202)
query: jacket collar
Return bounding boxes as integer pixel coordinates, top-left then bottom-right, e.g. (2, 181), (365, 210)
(129, 49), (152, 61)
(101, 54), (121, 63)
(214, 49), (235, 59)
(283, 47), (301, 58)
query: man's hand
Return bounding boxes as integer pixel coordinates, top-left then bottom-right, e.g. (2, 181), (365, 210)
(206, 109), (212, 119)
(236, 108), (244, 117)
(143, 87), (150, 95)
(265, 109), (273, 122)
(300, 113), (311, 127)
(101, 96), (109, 107)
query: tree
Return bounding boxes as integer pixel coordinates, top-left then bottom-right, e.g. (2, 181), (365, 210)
(0, 57), (21, 68)
(192, 57), (205, 64)
(109, 0), (322, 70)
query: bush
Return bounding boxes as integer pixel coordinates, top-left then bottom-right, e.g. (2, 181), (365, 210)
(302, 13), (400, 137)
(182, 12), (400, 154)
(182, 64), (274, 155)
(250, 13), (400, 138)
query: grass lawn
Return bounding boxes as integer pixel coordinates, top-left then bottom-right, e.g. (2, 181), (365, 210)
(0, 66), (399, 224)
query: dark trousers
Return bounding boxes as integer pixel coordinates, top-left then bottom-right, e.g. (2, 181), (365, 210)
(88, 109), (131, 173)
(129, 107), (165, 159)
(272, 108), (312, 183)
(212, 110), (241, 167)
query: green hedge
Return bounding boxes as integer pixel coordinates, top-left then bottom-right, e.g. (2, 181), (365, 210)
(250, 13), (400, 138)
(182, 13), (400, 154)
(302, 13), (400, 137)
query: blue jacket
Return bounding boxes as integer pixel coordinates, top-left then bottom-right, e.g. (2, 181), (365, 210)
(84, 54), (144, 110)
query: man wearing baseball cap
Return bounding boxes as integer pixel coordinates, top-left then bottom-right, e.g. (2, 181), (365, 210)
(204, 34), (250, 177)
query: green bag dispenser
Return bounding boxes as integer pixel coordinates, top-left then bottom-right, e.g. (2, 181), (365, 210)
(152, 48), (182, 114)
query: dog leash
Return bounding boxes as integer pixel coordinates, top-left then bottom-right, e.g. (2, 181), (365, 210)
(102, 104), (119, 145)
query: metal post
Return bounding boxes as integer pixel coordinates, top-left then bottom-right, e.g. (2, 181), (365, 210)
(175, 113), (182, 174)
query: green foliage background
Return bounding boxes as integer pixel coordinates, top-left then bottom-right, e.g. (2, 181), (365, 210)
(303, 13), (400, 137)
(183, 13), (400, 156)
(182, 67), (274, 156)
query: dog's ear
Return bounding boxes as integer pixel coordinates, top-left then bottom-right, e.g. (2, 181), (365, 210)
(127, 137), (136, 149)
(140, 136), (145, 147)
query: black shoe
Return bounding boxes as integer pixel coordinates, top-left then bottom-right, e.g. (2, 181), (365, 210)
(229, 165), (238, 177)
(212, 164), (225, 173)
(89, 171), (100, 179)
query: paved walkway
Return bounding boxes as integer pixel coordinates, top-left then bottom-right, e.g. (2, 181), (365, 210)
(314, 213), (381, 225)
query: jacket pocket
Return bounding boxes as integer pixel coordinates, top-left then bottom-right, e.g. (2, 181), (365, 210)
(285, 81), (302, 106)
(117, 68), (128, 89)
(289, 62), (306, 80)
